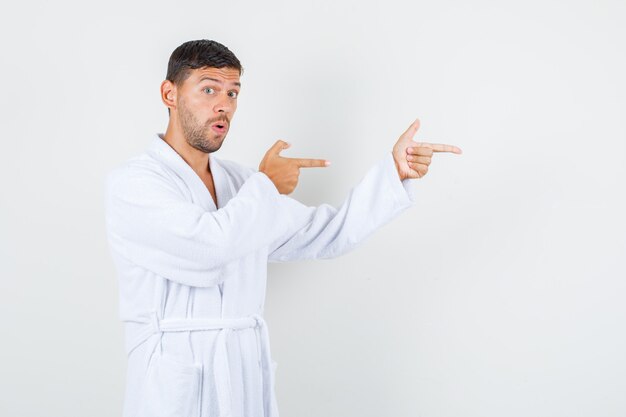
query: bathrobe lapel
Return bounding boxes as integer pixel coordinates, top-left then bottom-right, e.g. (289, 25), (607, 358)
(148, 133), (234, 212)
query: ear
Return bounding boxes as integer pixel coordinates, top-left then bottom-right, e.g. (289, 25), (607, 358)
(160, 80), (177, 112)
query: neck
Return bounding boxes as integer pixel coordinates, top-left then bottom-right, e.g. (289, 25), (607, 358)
(162, 120), (211, 176)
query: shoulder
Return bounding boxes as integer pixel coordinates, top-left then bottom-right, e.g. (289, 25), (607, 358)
(105, 154), (179, 199)
(213, 156), (257, 183)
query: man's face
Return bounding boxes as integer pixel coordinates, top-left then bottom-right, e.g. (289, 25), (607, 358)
(175, 66), (241, 153)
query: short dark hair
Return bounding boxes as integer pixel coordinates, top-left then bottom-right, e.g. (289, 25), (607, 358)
(164, 40), (242, 116)
(166, 39), (243, 87)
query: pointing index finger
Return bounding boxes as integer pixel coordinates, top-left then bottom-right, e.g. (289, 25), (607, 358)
(292, 158), (331, 168)
(428, 143), (463, 154)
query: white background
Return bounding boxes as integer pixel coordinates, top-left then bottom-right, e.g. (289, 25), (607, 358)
(1, 1), (625, 416)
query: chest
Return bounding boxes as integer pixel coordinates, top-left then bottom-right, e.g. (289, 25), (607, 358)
(201, 174), (218, 207)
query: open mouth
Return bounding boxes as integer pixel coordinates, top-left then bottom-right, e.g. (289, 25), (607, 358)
(211, 121), (228, 133)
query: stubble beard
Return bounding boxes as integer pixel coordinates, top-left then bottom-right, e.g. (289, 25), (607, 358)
(178, 98), (228, 154)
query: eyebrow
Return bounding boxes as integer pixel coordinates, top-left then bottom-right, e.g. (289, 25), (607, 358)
(197, 76), (241, 87)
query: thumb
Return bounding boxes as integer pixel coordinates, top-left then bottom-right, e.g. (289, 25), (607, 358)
(266, 140), (291, 156)
(401, 118), (421, 140)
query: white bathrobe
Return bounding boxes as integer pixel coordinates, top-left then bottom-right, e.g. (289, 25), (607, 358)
(104, 133), (415, 417)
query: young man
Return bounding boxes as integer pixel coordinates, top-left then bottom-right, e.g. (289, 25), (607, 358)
(104, 39), (461, 417)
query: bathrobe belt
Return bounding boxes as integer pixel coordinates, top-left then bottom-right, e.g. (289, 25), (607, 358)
(126, 312), (276, 417)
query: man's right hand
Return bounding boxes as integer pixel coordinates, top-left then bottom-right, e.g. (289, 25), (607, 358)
(258, 140), (330, 195)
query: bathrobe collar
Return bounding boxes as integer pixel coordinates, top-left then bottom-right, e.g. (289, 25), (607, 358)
(146, 133), (231, 212)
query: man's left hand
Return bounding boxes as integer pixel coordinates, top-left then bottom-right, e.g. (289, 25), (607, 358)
(392, 118), (462, 181)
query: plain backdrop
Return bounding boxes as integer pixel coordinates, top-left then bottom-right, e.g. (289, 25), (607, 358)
(1, 1), (625, 416)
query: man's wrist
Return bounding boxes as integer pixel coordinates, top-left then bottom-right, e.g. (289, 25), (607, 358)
(392, 152), (404, 181)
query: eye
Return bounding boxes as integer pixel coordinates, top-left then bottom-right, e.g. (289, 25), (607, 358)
(203, 87), (215, 94)
(228, 91), (238, 98)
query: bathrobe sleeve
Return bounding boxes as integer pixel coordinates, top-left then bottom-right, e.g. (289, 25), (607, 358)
(267, 152), (416, 262)
(104, 161), (289, 287)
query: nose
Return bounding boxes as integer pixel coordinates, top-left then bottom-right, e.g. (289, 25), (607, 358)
(213, 92), (234, 115)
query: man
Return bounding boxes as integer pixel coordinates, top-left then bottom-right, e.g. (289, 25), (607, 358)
(104, 39), (461, 417)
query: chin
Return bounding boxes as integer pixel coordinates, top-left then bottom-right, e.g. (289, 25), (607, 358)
(209, 137), (226, 153)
